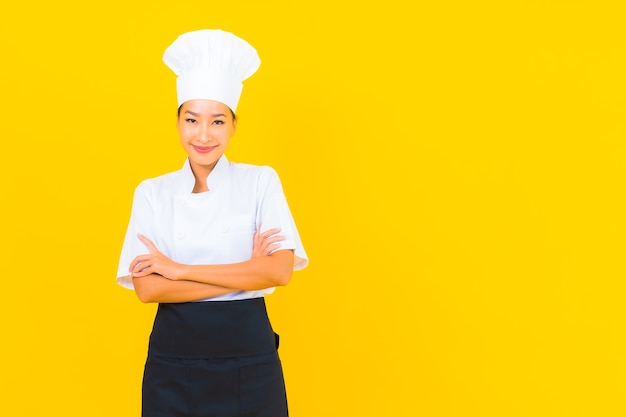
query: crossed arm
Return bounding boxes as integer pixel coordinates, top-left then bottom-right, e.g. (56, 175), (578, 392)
(121, 228), (293, 303)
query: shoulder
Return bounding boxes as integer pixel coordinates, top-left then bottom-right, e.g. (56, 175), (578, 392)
(228, 161), (280, 183)
(227, 161), (285, 197)
(134, 168), (186, 196)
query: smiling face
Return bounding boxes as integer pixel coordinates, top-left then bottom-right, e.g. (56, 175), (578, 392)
(177, 99), (237, 181)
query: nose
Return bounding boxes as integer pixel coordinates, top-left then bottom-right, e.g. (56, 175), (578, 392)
(198, 124), (213, 143)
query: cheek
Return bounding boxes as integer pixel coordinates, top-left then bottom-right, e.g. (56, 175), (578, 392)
(223, 127), (236, 139)
(177, 126), (193, 139)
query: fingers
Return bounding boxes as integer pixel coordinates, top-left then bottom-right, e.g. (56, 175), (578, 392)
(257, 229), (285, 248)
(130, 256), (155, 277)
(252, 227), (286, 258)
(131, 267), (153, 278)
(259, 228), (281, 239)
(129, 255), (148, 272)
(265, 242), (281, 254)
(137, 233), (158, 253)
(129, 254), (155, 276)
(259, 234), (285, 253)
(264, 235), (285, 244)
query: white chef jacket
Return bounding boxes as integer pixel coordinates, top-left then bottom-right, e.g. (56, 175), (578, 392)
(116, 155), (308, 301)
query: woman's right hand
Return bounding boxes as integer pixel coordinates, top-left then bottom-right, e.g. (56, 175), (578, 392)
(252, 227), (285, 257)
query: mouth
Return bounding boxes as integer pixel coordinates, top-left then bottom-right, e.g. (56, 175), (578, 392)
(192, 144), (218, 154)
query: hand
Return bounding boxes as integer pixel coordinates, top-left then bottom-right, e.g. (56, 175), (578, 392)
(252, 227), (285, 258)
(129, 234), (184, 280)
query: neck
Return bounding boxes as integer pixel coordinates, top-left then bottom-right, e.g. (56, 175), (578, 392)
(189, 160), (217, 193)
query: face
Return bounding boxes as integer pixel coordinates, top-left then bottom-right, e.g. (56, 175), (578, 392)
(177, 99), (237, 177)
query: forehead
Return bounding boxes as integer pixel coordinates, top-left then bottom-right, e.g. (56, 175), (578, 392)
(180, 99), (231, 115)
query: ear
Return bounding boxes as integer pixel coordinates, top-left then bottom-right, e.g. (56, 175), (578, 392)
(232, 115), (238, 131)
(176, 105), (182, 127)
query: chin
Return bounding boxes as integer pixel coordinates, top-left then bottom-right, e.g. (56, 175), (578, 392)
(191, 154), (220, 166)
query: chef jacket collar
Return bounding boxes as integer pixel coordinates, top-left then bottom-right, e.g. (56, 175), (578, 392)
(179, 155), (230, 193)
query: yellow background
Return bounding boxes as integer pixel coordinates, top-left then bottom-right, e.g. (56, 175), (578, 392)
(1, 1), (625, 416)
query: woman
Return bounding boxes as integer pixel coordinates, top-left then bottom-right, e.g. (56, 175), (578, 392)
(116, 29), (308, 417)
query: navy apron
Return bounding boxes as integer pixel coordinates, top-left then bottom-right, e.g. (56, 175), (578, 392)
(142, 297), (288, 417)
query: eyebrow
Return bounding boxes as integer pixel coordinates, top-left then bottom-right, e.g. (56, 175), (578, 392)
(184, 110), (227, 118)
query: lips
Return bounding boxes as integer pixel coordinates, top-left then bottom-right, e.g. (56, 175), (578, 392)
(192, 144), (218, 154)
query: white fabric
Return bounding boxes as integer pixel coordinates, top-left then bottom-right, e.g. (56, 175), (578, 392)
(116, 155), (308, 301)
(163, 29), (261, 111)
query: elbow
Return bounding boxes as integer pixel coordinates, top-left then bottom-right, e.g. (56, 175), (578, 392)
(135, 291), (154, 304)
(133, 278), (158, 303)
(269, 250), (294, 287)
(135, 288), (154, 303)
(273, 268), (293, 287)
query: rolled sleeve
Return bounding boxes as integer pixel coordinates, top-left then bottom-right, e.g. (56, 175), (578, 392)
(116, 182), (156, 289)
(256, 167), (309, 270)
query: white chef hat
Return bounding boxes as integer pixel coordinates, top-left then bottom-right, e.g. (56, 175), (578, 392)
(163, 29), (261, 112)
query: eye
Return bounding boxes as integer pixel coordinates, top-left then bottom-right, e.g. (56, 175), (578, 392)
(185, 118), (198, 124)
(212, 119), (225, 125)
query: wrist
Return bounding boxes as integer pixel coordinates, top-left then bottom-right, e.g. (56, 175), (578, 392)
(173, 263), (191, 281)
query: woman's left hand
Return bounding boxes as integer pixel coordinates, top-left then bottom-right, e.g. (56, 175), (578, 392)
(129, 234), (184, 280)
(252, 227), (285, 258)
